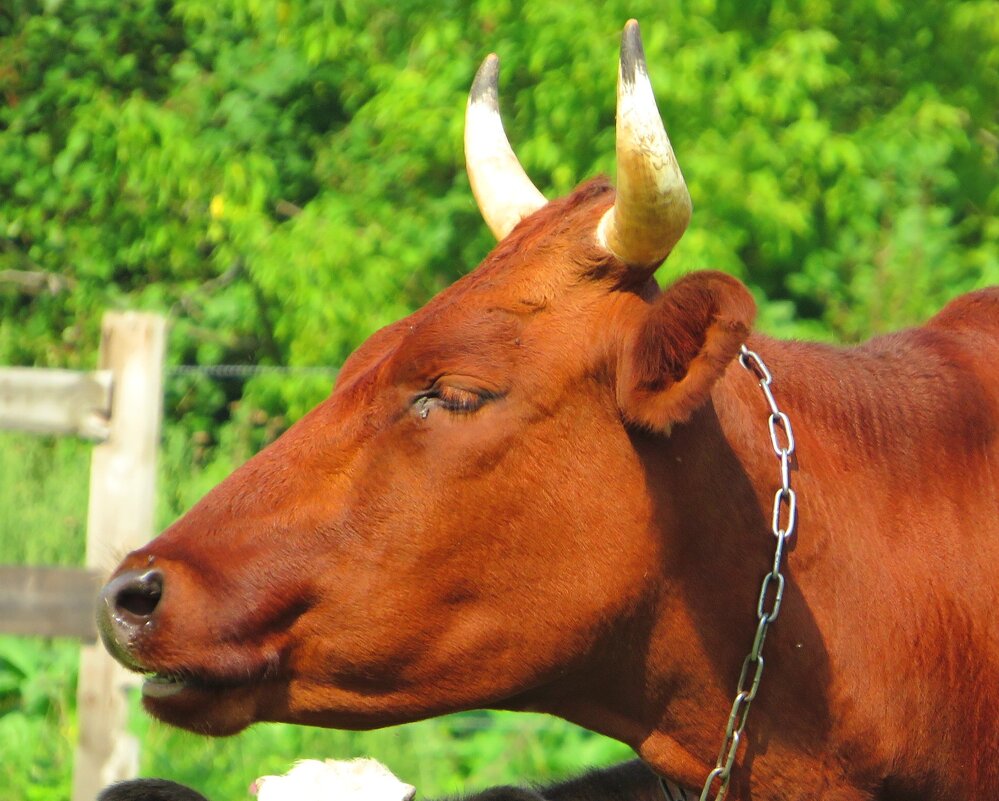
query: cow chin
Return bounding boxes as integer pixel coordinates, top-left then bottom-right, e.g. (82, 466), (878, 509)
(141, 680), (266, 736)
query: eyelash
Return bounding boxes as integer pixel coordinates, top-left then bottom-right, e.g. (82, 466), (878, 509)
(414, 385), (489, 418)
(435, 385), (485, 412)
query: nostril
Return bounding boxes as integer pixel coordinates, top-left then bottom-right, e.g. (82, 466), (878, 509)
(98, 568), (166, 670)
(112, 569), (164, 622)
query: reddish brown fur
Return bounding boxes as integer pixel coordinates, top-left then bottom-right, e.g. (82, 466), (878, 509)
(99, 178), (999, 801)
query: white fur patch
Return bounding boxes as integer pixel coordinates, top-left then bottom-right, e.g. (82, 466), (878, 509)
(250, 758), (416, 801)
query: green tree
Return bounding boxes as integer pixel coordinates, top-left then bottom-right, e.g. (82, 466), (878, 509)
(3, 0), (996, 437)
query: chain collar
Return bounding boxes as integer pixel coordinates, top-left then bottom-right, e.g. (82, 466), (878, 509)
(659, 344), (798, 801)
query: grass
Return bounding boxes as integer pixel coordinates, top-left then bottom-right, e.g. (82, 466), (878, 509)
(0, 430), (632, 801)
(0, 433), (89, 567)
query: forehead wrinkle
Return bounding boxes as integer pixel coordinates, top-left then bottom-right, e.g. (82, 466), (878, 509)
(336, 350), (395, 406)
(336, 317), (411, 390)
(391, 307), (523, 384)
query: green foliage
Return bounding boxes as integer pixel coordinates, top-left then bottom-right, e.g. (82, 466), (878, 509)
(0, 637), (78, 801)
(2, 0), (995, 442)
(0, 433), (88, 567)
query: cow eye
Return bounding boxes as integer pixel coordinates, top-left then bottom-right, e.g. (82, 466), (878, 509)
(413, 383), (490, 418)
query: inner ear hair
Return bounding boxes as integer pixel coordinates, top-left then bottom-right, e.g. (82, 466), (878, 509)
(618, 271), (756, 432)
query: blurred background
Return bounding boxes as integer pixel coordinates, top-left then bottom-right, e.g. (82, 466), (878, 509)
(0, 0), (996, 799)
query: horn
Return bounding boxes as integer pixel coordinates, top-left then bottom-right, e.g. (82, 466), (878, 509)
(465, 54), (547, 240)
(597, 20), (692, 268)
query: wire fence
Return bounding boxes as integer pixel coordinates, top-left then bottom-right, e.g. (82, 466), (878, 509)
(167, 364), (339, 379)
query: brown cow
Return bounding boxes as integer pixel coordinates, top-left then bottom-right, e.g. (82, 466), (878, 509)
(97, 20), (999, 801)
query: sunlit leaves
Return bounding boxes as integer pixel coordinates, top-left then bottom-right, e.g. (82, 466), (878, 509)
(1, 0), (996, 428)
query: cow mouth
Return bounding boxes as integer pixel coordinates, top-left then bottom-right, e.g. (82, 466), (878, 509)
(128, 652), (279, 708)
(111, 649), (243, 700)
(134, 661), (272, 697)
(141, 672), (193, 699)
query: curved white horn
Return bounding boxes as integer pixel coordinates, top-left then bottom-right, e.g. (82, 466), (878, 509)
(465, 54), (547, 241)
(597, 20), (692, 268)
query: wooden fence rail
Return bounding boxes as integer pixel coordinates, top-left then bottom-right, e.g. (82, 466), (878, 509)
(0, 311), (166, 801)
(0, 366), (112, 439)
(0, 565), (103, 640)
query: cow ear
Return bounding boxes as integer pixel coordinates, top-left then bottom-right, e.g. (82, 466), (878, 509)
(617, 271), (756, 432)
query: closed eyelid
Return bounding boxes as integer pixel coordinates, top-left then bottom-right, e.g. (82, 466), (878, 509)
(433, 374), (508, 398)
(435, 385), (487, 412)
(411, 380), (507, 418)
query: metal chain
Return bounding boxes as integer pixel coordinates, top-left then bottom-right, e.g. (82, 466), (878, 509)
(692, 344), (797, 801)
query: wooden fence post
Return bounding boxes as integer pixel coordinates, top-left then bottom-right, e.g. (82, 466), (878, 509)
(72, 312), (166, 801)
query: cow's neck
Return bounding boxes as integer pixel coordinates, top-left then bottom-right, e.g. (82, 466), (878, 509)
(548, 338), (826, 795)
(641, 344), (795, 790)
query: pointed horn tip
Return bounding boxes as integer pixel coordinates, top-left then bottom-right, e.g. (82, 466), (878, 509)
(470, 54), (500, 107)
(620, 20), (648, 86)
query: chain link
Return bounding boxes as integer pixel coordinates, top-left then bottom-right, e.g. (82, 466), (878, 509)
(693, 344), (797, 801)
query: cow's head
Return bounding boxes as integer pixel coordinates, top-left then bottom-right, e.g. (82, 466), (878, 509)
(98, 21), (755, 742)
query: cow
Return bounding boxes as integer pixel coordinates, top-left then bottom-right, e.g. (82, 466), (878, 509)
(95, 19), (999, 801)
